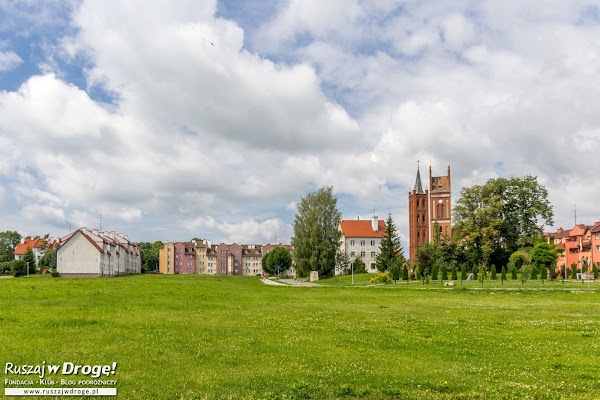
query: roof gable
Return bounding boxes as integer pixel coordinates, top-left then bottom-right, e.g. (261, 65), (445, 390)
(340, 220), (387, 238)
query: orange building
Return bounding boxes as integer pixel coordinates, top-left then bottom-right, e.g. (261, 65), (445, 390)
(545, 221), (600, 276)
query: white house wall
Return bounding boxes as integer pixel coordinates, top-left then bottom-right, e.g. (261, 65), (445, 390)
(57, 232), (102, 277)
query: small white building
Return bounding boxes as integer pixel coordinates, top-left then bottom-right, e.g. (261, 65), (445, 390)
(338, 216), (386, 274)
(57, 228), (141, 277)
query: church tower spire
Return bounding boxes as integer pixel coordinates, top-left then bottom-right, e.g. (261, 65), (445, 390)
(414, 161), (424, 194)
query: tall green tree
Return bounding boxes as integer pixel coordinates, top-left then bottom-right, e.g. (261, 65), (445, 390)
(292, 187), (342, 278)
(501, 265), (507, 281)
(137, 241), (163, 272)
(402, 263), (409, 281)
(23, 248), (36, 273)
(375, 214), (404, 272)
(0, 231), (21, 262)
(453, 176), (553, 268)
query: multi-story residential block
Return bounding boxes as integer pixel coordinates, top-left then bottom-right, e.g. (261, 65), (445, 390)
(158, 240), (293, 276)
(545, 221), (600, 275)
(57, 228), (141, 277)
(339, 216), (386, 274)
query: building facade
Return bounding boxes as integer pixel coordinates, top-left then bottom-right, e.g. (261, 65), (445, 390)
(545, 221), (600, 274)
(14, 237), (59, 264)
(408, 164), (452, 263)
(57, 228), (141, 277)
(158, 241), (292, 276)
(338, 216), (386, 274)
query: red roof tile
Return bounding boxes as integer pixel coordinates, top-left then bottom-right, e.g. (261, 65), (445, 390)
(13, 238), (45, 255)
(340, 220), (387, 238)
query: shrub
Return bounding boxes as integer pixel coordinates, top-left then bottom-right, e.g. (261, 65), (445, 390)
(593, 264), (599, 280)
(490, 265), (497, 280)
(540, 265), (548, 280)
(451, 263), (458, 280)
(441, 264), (448, 281)
(471, 264), (478, 280)
(370, 271), (391, 284)
(51, 270), (59, 278)
(402, 264), (409, 281)
(431, 264), (438, 281)
(12, 260), (27, 277)
(460, 264), (467, 280)
(571, 263), (577, 279)
(501, 265), (507, 281)
(353, 257), (367, 274)
(530, 265), (538, 280)
(511, 264), (518, 280)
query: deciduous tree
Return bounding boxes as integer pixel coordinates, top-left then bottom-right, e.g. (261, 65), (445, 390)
(292, 187), (342, 278)
(263, 246), (293, 275)
(453, 176), (553, 268)
(0, 231), (21, 262)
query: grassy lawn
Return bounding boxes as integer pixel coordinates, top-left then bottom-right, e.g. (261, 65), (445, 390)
(1, 274), (600, 399)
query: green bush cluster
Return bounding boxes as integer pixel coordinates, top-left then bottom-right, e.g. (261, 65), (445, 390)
(370, 271), (391, 284)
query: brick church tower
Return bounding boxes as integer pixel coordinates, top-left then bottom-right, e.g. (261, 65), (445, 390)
(429, 165), (452, 240)
(408, 164), (452, 263)
(408, 165), (429, 262)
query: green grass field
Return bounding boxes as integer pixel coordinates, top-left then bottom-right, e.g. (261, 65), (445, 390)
(1, 275), (600, 399)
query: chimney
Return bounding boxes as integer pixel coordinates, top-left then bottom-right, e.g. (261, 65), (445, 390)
(21, 237), (25, 244)
(557, 227), (563, 234)
(372, 216), (378, 232)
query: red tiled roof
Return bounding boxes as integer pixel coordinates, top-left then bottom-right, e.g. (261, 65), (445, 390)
(340, 220), (387, 238)
(13, 238), (45, 255)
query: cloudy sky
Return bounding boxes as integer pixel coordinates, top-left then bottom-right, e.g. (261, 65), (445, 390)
(1, 0), (599, 247)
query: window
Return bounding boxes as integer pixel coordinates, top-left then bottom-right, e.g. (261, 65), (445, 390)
(371, 252), (376, 258)
(360, 240), (366, 246)
(371, 240), (376, 246)
(596, 245), (600, 252)
(596, 233), (600, 240)
(360, 251), (365, 258)
(350, 240), (355, 246)
(350, 251), (355, 258)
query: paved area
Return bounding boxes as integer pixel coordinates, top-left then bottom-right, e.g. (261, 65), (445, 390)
(260, 278), (321, 287)
(261, 278), (287, 286)
(279, 279), (320, 287)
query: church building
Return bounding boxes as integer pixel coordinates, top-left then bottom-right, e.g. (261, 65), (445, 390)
(408, 164), (452, 262)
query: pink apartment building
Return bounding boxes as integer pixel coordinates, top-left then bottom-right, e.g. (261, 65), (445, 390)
(545, 221), (600, 275)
